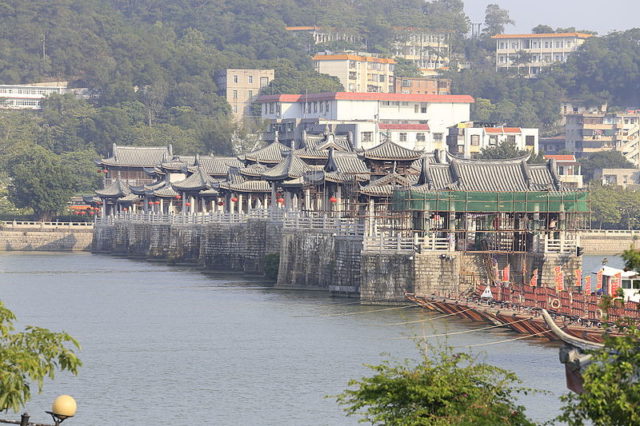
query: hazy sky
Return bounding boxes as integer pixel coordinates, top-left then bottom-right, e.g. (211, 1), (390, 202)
(465, 0), (639, 35)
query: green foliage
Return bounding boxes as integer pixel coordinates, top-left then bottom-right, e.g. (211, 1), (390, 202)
(336, 344), (534, 425)
(580, 151), (635, 183)
(264, 253), (280, 280)
(0, 301), (81, 413)
(482, 4), (515, 37)
(558, 324), (640, 425)
(532, 25), (554, 34)
(264, 61), (343, 95)
(622, 248), (640, 272)
(477, 140), (529, 160)
(589, 184), (640, 229)
(6, 146), (78, 221)
(394, 58), (423, 78)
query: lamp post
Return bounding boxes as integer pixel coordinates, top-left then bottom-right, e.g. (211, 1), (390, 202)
(0, 395), (77, 426)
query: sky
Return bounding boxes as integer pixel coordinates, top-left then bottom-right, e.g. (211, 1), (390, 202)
(464, 0), (639, 35)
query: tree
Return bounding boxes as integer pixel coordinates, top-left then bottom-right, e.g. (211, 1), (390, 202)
(7, 146), (78, 221)
(579, 151), (635, 183)
(482, 4), (514, 37)
(477, 140), (528, 160)
(336, 344), (534, 425)
(393, 58), (422, 78)
(532, 25), (554, 34)
(0, 301), (81, 412)
(558, 324), (640, 425)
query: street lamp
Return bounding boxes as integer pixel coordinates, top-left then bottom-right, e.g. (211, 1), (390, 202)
(46, 395), (77, 425)
(0, 395), (77, 426)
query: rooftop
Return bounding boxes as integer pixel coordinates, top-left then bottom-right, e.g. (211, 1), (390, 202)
(492, 32), (593, 39)
(256, 92), (474, 104)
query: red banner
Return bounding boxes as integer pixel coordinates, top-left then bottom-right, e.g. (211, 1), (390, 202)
(502, 264), (510, 282)
(596, 270), (603, 290)
(555, 266), (564, 291)
(610, 272), (622, 297)
(574, 269), (582, 290)
(530, 269), (538, 287)
(584, 275), (592, 293)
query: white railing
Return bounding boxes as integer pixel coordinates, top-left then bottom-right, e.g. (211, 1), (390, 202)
(1, 221), (93, 229)
(544, 235), (578, 254)
(363, 232), (450, 253)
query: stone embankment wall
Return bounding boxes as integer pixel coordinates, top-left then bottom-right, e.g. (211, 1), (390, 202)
(0, 223), (93, 251)
(579, 230), (640, 255)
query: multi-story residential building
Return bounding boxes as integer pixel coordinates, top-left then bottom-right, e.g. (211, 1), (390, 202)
(392, 28), (450, 72)
(447, 123), (538, 158)
(285, 26), (363, 46)
(492, 32), (592, 77)
(0, 82), (76, 109)
(215, 69), (275, 120)
(393, 77), (451, 95)
(544, 154), (583, 188)
(565, 112), (640, 166)
(539, 136), (566, 154)
(256, 92), (473, 151)
(312, 53), (395, 93)
(593, 168), (640, 188)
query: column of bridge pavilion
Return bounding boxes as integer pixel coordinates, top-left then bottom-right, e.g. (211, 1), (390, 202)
(129, 155), (194, 213)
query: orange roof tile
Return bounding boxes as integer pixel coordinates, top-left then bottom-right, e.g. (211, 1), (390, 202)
(484, 127), (521, 134)
(285, 26), (320, 31)
(544, 154), (576, 162)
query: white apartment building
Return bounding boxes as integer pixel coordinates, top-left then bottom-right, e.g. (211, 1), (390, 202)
(392, 28), (450, 72)
(0, 82), (70, 109)
(492, 33), (592, 77)
(565, 112), (640, 166)
(544, 154), (583, 188)
(256, 92), (473, 151)
(447, 124), (538, 158)
(313, 53), (395, 93)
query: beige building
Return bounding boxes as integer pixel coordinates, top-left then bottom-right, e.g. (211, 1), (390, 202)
(544, 154), (583, 188)
(313, 53), (395, 93)
(447, 123), (538, 159)
(594, 168), (640, 188)
(215, 69), (274, 120)
(393, 77), (451, 95)
(565, 112), (640, 166)
(492, 32), (592, 77)
(392, 28), (450, 72)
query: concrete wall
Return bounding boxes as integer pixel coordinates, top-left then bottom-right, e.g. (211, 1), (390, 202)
(580, 231), (640, 255)
(360, 252), (414, 304)
(277, 230), (336, 289)
(0, 226), (93, 251)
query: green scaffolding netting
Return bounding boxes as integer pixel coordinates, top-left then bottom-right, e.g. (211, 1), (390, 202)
(391, 190), (589, 213)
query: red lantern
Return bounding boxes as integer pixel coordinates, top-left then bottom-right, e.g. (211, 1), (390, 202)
(79, 211), (86, 215)
(217, 201), (224, 206)
(277, 197), (285, 204)
(148, 201), (154, 205)
(154, 201), (160, 205)
(89, 211), (95, 215)
(231, 196), (238, 203)
(175, 194), (182, 200)
(329, 196), (338, 203)
(185, 202), (191, 207)
(102, 169), (108, 174)
(123, 207), (128, 212)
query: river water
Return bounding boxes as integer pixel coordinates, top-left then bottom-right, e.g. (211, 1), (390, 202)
(1, 253), (608, 425)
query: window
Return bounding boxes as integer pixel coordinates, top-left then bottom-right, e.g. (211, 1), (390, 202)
(233, 75), (238, 83)
(379, 75), (385, 82)
(233, 105), (237, 113)
(325, 101), (330, 113)
(320, 102), (324, 113)
(349, 71), (357, 80)
(433, 133), (443, 142)
(313, 102), (318, 113)
(421, 106), (427, 114)
(525, 135), (535, 146)
(260, 77), (269, 87)
(349, 60), (357, 69)
(233, 90), (238, 99)
(248, 75), (253, 84)
(402, 79), (411, 87)
(415, 104), (419, 113)
(489, 135), (498, 146)
(361, 132), (373, 142)
(416, 133), (426, 142)
(544, 41), (550, 48)
(471, 135), (480, 146)
(499, 42), (505, 49)
(399, 133), (407, 142)
(248, 90), (253, 98)
(555, 41), (563, 48)
(507, 135), (516, 144)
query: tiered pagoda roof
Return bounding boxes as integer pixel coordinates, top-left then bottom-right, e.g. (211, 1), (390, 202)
(360, 173), (418, 197)
(99, 143), (172, 168)
(172, 167), (215, 192)
(359, 139), (424, 161)
(95, 179), (132, 198)
(262, 152), (312, 181)
(241, 142), (290, 164)
(193, 155), (244, 177)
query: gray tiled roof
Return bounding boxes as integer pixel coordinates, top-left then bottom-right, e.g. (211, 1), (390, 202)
(360, 140), (424, 161)
(226, 180), (272, 193)
(262, 153), (310, 181)
(100, 145), (170, 168)
(95, 179), (131, 198)
(153, 184), (179, 198)
(244, 142), (290, 164)
(172, 168), (213, 191)
(194, 156), (244, 176)
(360, 173), (416, 197)
(239, 163), (268, 177)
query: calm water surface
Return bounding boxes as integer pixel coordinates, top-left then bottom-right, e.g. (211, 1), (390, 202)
(0, 252), (599, 425)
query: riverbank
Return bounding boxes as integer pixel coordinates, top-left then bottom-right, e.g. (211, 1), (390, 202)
(0, 221), (93, 251)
